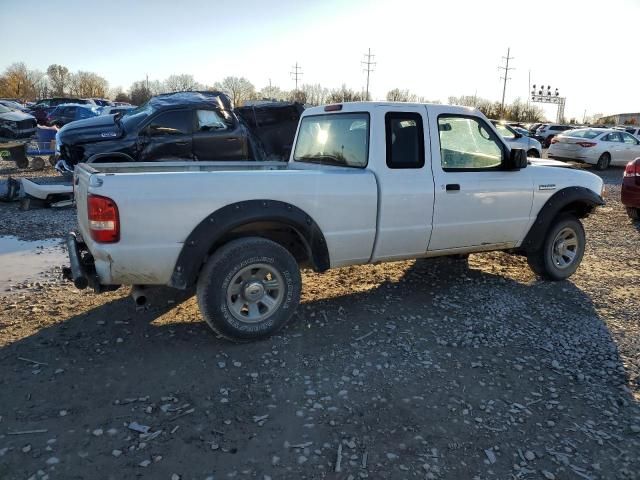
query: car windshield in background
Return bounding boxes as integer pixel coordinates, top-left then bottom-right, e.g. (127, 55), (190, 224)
(294, 113), (369, 168)
(0, 105), (12, 114)
(563, 129), (601, 139)
(120, 103), (155, 129)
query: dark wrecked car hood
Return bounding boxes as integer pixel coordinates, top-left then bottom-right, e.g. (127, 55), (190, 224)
(0, 110), (35, 122)
(58, 114), (123, 144)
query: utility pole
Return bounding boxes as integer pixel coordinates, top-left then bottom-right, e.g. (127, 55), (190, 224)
(498, 47), (514, 117)
(290, 62), (303, 92)
(361, 48), (376, 100)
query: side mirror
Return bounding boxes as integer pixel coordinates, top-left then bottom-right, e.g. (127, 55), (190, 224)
(506, 148), (527, 170)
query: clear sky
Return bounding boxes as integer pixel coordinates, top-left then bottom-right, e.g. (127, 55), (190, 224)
(2, 0), (640, 120)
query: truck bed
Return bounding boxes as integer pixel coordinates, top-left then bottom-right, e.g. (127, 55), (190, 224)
(74, 160), (379, 285)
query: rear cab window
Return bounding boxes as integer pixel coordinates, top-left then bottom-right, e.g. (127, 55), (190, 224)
(294, 112), (369, 168)
(385, 112), (425, 169)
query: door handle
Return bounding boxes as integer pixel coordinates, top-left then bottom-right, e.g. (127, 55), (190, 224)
(175, 141), (189, 146)
(446, 184), (461, 191)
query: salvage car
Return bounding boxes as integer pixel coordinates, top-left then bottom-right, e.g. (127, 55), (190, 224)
(491, 120), (542, 158)
(0, 104), (37, 139)
(46, 104), (101, 127)
(622, 157), (640, 220)
(66, 101), (605, 342)
(55, 91), (302, 171)
(548, 128), (640, 170)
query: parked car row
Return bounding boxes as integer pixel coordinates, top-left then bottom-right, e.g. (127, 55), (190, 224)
(0, 97), (137, 140)
(54, 91), (304, 173)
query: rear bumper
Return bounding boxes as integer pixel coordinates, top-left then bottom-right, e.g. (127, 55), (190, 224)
(64, 232), (118, 292)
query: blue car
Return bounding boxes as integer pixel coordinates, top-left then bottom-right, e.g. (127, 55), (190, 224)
(47, 103), (101, 127)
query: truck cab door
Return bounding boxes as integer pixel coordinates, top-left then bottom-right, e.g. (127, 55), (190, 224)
(192, 109), (247, 161)
(426, 107), (533, 251)
(369, 105), (435, 261)
(138, 109), (193, 161)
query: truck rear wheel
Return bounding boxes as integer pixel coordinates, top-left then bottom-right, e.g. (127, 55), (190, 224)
(526, 214), (585, 281)
(196, 237), (301, 342)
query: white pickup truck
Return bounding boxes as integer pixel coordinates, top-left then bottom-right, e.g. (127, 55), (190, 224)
(67, 102), (605, 341)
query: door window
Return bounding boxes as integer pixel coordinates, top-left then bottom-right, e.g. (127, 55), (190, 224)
(603, 132), (623, 142)
(437, 116), (504, 170)
(622, 133), (639, 145)
(196, 110), (227, 131)
(147, 110), (191, 136)
(385, 112), (424, 169)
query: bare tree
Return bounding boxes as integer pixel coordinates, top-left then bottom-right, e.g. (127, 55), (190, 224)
(47, 64), (70, 96)
(300, 83), (329, 106)
(326, 84), (365, 103)
(68, 71), (109, 98)
(386, 88), (417, 102)
(214, 76), (256, 107)
(258, 84), (288, 101)
(164, 74), (198, 92)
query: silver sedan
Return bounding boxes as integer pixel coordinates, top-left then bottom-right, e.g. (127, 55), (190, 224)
(547, 128), (640, 170)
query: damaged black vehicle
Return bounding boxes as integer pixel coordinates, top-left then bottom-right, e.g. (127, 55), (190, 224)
(0, 104), (37, 140)
(55, 91), (303, 172)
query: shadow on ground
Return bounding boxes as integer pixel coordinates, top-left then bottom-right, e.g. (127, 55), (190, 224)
(0, 256), (638, 479)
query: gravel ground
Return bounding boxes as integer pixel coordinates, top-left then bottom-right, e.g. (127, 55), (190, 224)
(0, 159), (76, 240)
(0, 161), (639, 480)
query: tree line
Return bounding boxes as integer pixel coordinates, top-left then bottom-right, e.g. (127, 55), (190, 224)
(0, 63), (110, 100)
(447, 95), (545, 122)
(0, 62), (546, 121)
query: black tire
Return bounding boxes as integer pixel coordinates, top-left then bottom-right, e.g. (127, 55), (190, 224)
(31, 156), (45, 170)
(527, 214), (586, 281)
(527, 149), (540, 158)
(196, 237), (301, 342)
(626, 207), (640, 220)
(48, 155), (57, 167)
(596, 152), (611, 170)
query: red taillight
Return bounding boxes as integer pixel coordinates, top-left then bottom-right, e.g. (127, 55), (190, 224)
(88, 194), (119, 243)
(576, 142), (597, 148)
(624, 158), (640, 178)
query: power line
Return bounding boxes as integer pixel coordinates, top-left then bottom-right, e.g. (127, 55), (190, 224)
(361, 48), (376, 100)
(498, 47), (514, 116)
(290, 62), (303, 91)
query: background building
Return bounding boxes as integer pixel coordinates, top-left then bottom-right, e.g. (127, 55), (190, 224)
(598, 112), (640, 125)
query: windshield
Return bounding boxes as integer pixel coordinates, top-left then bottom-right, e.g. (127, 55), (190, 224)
(293, 112), (369, 168)
(120, 102), (155, 129)
(0, 105), (12, 114)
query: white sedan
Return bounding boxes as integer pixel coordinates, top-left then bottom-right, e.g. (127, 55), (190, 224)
(548, 128), (640, 170)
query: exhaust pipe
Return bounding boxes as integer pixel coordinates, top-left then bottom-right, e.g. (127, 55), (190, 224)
(131, 285), (147, 306)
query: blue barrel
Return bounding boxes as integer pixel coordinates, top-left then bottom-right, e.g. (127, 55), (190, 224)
(36, 126), (57, 143)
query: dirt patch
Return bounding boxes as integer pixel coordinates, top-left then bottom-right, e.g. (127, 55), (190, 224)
(0, 165), (638, 479)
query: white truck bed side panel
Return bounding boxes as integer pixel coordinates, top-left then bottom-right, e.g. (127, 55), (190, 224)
(82, 168), (377, 285)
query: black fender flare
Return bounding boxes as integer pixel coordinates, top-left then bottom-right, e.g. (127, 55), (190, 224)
(521, 186), (604, 252)
(86, 152), (135, 163)
(169, 199), (330, 289)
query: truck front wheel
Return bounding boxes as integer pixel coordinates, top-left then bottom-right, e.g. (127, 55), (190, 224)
(196, 237), (301, 342)
(526, 214), (585, 281)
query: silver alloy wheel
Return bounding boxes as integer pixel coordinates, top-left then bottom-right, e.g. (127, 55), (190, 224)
(550, 227), (579, 269)
(226, 263), (285, 323)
